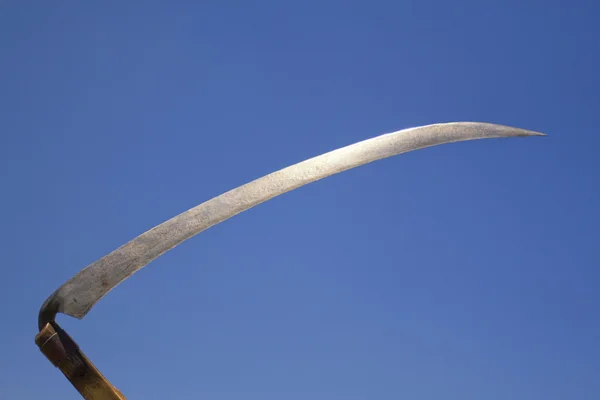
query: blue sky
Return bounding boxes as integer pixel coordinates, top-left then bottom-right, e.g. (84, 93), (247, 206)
(1, 1), (599, 399)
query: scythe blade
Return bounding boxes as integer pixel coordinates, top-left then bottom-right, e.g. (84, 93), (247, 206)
(39, 122), (545, 328)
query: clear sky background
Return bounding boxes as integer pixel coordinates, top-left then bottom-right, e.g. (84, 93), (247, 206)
(1, 1), (599, 399)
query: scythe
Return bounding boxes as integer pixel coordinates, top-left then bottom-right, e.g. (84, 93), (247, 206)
(35, 122), (545, 399)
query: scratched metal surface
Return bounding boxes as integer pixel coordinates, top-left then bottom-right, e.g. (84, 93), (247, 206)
(39, 122), (545, 326)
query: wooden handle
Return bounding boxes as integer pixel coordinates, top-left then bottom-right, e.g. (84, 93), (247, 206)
(35, 322), (126, 399)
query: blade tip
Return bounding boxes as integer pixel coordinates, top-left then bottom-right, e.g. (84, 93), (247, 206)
(519, 130), (547, 137)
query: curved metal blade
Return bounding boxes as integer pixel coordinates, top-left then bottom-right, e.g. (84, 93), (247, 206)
(39, 122), (545, 327)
